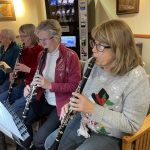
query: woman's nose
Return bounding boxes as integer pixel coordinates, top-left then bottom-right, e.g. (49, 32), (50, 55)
(92, 46), (97, 53)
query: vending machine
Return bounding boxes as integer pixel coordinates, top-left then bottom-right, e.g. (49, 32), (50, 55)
(44, 0), (94, 60)
(45, 0), (80, 58)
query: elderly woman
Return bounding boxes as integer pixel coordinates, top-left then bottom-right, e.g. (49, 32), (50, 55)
(45, 20), (150, 150)
(0, 29), (19, 93)
(19, 19), (81, 150)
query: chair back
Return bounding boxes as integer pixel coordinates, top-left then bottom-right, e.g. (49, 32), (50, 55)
(122, 114), (150, 150)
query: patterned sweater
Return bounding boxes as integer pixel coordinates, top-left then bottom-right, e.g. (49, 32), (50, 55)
(79, 61), (150, 139)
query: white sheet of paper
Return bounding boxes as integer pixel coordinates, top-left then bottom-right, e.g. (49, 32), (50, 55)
(0, 102), (24, 140)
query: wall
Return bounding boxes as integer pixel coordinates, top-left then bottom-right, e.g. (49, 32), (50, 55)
(0, 0), (46, 35)
(35, 0), (47, 22)
(0, 0), (150, 73)
(95, 0), (150, 74)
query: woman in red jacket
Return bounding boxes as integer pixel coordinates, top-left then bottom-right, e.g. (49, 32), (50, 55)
(21, 19), (81, 150)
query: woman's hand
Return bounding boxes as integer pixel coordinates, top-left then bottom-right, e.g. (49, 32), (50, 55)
(33, 74), (52, 90)
(70, 92), (95, 113)
(15, 63), (31, 73)
(9, 72), (15, 82)
(60, 103), (69, 120)
(24, 85), (30, 97)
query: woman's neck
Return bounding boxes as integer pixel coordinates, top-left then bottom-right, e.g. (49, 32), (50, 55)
(48, 43), (60, 53)
(4, 42), (11, 51)
(27, 44), (34, 48)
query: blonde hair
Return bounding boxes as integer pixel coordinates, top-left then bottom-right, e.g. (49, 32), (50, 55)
(1, 29), (16, 41)
(19, 24), (38, 45)
(91, 19), (143, 75)
(36, 19), (62, 40)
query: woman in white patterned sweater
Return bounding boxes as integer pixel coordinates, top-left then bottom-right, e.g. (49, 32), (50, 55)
(45, 19), (150, 150)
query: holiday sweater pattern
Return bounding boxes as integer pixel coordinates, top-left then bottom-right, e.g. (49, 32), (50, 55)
(77, 65), (150, 139)
(78, 88), (114, 137)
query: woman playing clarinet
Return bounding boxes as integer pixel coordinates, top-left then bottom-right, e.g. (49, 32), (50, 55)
(0, 24), (43, 114)
(22, 19), (81, 150)
(45, 20), (150, 150)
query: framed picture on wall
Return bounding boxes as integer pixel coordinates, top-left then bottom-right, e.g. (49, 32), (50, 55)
(116, 0), (140, 15)
(0, 0), (16, 21)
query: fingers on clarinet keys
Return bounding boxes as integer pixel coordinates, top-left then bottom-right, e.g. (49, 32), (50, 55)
(60, 104), (69, 120)
(70, 97), (78, 110)
(32, 76), (40, 87)
(13, 72), (18, 78)
(33, 92), (37, 96)
(60, 111), (66, 121)
(31, 79), (37, 86)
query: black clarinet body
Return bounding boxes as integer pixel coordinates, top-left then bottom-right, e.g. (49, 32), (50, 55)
(6, 44), (24, 104)
(22, 48), (47, 122)
(49, 57), (96, 150)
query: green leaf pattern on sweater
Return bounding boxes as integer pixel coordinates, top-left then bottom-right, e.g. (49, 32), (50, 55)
(105, 99), (114, 106)
(97, 126), (110, 135)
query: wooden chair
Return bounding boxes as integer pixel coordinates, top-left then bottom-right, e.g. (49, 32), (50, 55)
(122, 114), (150, 150)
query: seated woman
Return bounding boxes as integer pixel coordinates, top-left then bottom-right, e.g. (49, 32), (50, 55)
(0, 24), (43, 114)
(19, 19), (81, 150)
(0, 29), (20, 93)
(45, 19), (150, 150)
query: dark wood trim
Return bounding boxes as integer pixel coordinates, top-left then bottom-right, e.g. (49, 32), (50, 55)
(134, 34), (150, 39)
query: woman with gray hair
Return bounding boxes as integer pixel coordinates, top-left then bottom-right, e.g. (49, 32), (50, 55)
(0, 28), (20, 93)
(20, 19), (81, 150)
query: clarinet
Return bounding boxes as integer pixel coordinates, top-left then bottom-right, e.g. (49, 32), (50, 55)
(22, 48), (47, 122)
(49, 57), (96, 150)
(1, 45), (30, 144)
(1, 44), (30, 146)
(6, 44), (24, 104)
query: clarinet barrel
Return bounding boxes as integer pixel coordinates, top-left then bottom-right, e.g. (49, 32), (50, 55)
(49, 57), (96, 150)
(22, 48), (47, 122)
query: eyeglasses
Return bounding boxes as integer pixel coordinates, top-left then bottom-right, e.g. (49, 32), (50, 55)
(39, 36), (54, 42)
(89, 40), (111, 52)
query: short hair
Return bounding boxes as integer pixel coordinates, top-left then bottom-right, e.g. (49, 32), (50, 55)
(19, 24), (39, 45)
(36, 19), (62, 39)
(1, 29), (16, 41)
(91, 19), (143, 75)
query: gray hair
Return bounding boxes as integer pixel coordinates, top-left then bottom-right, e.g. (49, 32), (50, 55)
(36, 19), (62, 39)
(1, 29), (16, 41)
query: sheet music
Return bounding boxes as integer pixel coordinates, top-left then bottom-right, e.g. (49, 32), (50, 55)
(0, 102), (24, 141)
